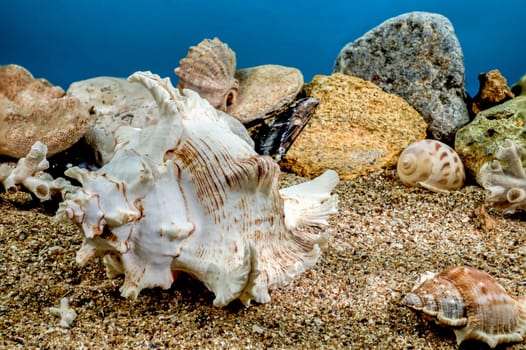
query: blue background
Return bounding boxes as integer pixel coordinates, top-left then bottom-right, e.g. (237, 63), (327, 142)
(1, 1), (524, 96)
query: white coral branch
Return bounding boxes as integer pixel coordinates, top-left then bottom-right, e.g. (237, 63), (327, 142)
(495, 139), (526, 178)
(49, 297), (77, 328)
(0, 141), (78, 201)
(479, 139), (526, 213)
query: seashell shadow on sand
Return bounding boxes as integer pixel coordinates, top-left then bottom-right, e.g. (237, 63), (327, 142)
(2, 168), (526, 349)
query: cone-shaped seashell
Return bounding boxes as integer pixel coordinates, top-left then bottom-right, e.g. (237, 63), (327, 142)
(397, 139), (465, 192)
(175, 37), (239, 112)
(404, 266), (526, 348)
(57, 71), (339, 307)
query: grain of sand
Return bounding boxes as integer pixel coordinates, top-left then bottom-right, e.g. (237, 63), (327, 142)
(1, 169), (525, 349)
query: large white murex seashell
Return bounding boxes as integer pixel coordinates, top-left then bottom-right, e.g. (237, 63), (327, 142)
(397, 139), (465, 192)
(57, 71), (339, 307)
(67, 76), (254, 165)
(404, 266), (526, 348)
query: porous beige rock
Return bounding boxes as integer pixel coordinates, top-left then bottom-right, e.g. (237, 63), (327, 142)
(0, 64), (90, 158)
(281, 73), (427, 180)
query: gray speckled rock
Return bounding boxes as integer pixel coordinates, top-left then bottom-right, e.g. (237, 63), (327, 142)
(455, 95), (526, 184)
(334, 12), (470, 143)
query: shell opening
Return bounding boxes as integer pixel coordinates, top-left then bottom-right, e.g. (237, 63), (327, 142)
(225, 89), (237, 109)
(507, 188), (526, 203)
(34, 184), (50, 199)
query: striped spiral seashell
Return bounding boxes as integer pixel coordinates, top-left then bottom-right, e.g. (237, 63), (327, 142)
(396, 139), (465, 192)
(174, 37), (239, 112)
(404, 266), (526, 348)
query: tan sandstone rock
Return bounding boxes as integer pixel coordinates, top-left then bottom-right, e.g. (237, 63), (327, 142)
(0, 64), (90, 159)
(280, 73), (427, 180)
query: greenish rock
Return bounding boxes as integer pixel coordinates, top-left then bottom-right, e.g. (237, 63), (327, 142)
(455, 95), (526, 184)
(511, 73), (526, 96)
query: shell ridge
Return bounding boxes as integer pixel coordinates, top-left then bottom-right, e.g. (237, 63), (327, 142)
(238, 240), (262, 306)
(175, 37), (238, 111)
(258, 230), (326, 291)
(178, 57), (228, 91)
(170, 104), (323, 302)
(118, 253), (175, 299)
(127, 71), (184, 160)
(280, 169), (340, 229)
(175, 137), (264, 218)
(203, 239), (255, 307)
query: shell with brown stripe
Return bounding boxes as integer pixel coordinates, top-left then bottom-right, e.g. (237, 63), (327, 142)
(404, 266), (526, 348)
(397, 139), (465, 192)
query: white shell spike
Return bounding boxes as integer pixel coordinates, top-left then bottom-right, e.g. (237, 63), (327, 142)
(57, 71), (339, 307)
(397, 139), (465, 192)
(280, 169), (339, 229)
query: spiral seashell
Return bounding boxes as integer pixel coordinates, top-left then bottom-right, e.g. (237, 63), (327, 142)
(396, 139), (465, 192)
(174, 37), (239, 112)
(404, 266), (526, 348)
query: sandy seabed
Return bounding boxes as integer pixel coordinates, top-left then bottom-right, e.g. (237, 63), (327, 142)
(1, 169), (525, 350)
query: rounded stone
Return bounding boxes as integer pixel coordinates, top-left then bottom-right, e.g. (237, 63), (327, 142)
(0, 64), (90, 158)
(228, 65), (303, 124)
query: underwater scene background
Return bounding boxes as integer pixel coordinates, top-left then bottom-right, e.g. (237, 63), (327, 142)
(4, 2), (526, 349)
(1, 0), (525, 97)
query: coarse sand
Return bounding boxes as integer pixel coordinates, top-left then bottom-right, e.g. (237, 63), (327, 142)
(1, 169), (525, 349)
